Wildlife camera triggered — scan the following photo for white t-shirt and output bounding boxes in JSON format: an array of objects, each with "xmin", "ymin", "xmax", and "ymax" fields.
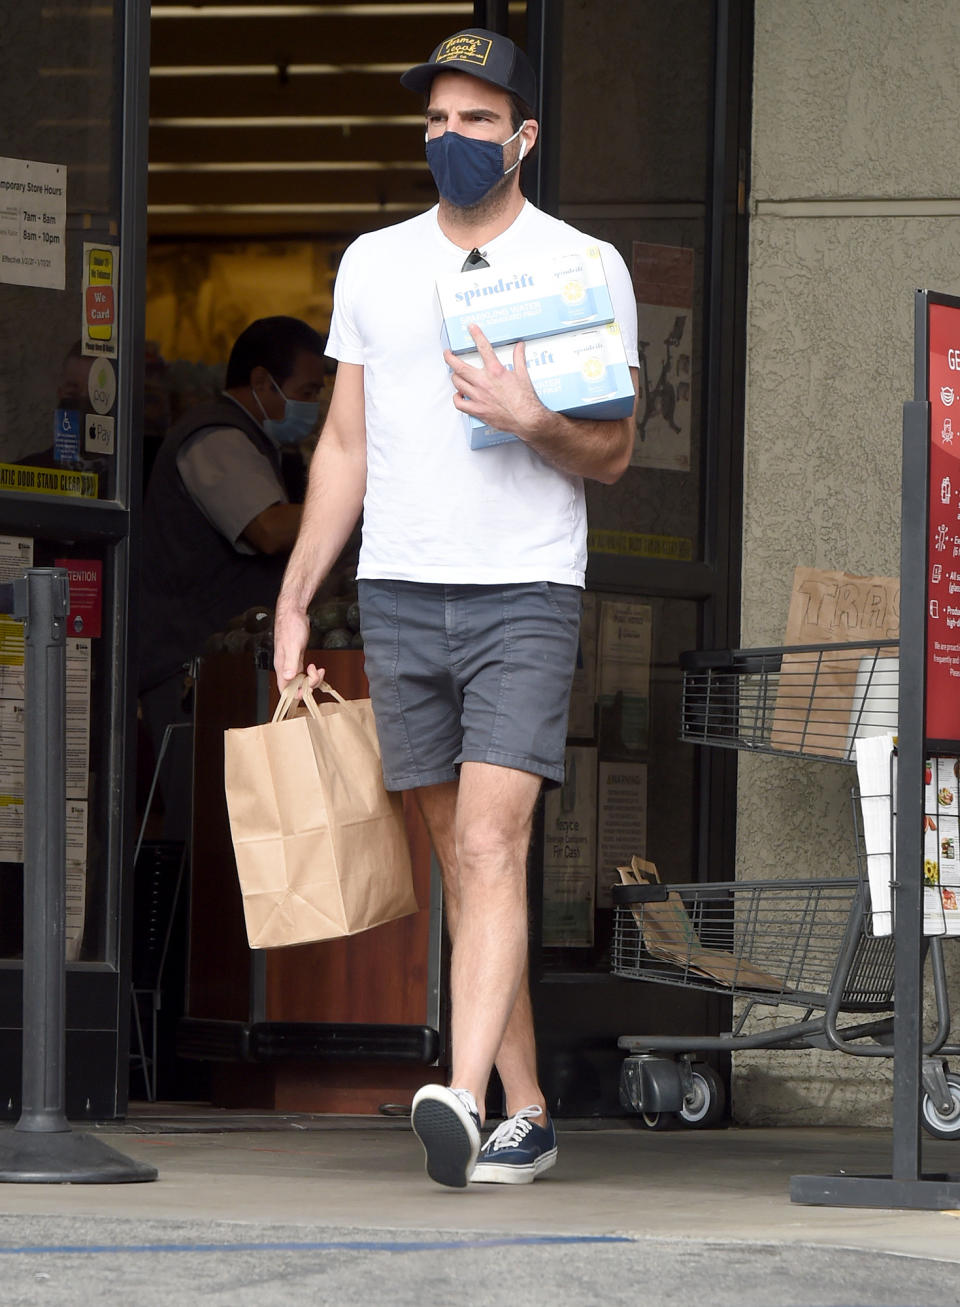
[
  {"xmin": 176, "ymin": 397, "xmax": 288, "ymax": 553},
  {"xmin": 326, "ymin": 200, "xmax": 639, "ymax": 588}
]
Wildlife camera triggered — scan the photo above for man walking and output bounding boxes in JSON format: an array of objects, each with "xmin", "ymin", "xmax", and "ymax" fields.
[{"xmin": 274, "ymin": 28, "xmax": 639, "ymax": 1188}]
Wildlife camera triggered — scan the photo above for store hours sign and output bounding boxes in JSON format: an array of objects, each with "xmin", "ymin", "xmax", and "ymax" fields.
[
  {"xmin": 926, "ymin": 301, "xmax": 960, "ymax": 742},
  {"xmin": 0, "ymin": 157, "xmax": 66, "ymax": 290}
]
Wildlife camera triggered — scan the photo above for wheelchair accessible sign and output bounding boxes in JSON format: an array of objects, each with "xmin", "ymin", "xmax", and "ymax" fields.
[{"xmin": 54, "ymin": 409, "xmax": 82, "ymax": 463}]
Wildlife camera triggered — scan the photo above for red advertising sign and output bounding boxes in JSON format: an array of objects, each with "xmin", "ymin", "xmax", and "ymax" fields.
[
  {"xmin": 54, "ymin": 558, "xmax": 102, "ymax": 638},
  {"xmin": 925, "ymin": 303, "xmax": 960, "ymax": 741},
  {"xmin": 84, "ymin": 283, "xmax": 115, "ymax": 330}
]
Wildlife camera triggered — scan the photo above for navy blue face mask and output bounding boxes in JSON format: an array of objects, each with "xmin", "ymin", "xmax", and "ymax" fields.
[{"xmin": 426, "ymin": 123, "xmax": 528, "ymax": 208}]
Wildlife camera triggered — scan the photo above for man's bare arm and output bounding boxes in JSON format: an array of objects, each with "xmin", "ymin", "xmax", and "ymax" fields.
[
  {"xmin": 511, "ymin": 378, "xmax": 637, "ymax": 483},
  {"xmin": 273, "ymin": 363, "xmax": 367, "ymax": 689},
  {"xmin": 241, "ymin": 502, "xmax": 303, "ymax": 555},
  {"xmin": 445, "ymin": 325, "xmax": 638, "ymax": 484}
]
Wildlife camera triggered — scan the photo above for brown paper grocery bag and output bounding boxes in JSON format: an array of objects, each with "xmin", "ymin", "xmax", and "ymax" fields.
[
  {"xmin": 769, "ymin": 567, "xmax": 899, "ymax": 759},
  {"xmin": 223, "ymin": 675, "xmax": 418, "ymax": 948}
]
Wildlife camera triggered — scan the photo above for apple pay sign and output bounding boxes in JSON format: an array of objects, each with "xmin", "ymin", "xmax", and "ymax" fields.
[{"xmin": 85, "ymin": 413, "xmax": 115, "ymax": 455}]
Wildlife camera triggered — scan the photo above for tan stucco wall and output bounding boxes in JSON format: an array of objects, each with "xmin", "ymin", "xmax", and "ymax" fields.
[{"xmin": 737, "ymin": 0, "xmax": 960, "ymax": 1123}]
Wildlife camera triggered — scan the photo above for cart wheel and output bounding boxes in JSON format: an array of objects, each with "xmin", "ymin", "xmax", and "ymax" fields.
[
  {"xmin": 639, "ymin": 1110, "xmax": 676, "ymax": 1131},
  {"xmin": 678, "ymin": 1064, "xmax": 726, "ymax": 1129},
  {"xmin": 920, "ymin": 1072, "xmax": 960, "ymax": 1139}
]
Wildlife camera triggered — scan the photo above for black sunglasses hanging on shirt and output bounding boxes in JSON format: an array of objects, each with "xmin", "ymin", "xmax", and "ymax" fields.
[{"xmin": 461, "ymin": 248, "xmax": 489, "ymax": 271}]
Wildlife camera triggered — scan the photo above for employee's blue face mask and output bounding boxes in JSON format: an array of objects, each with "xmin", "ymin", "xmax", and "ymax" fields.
[
  {"xmin": 256, "ymin": 374, "xmax": 321, "ymax": 445},
  {"xmin": 425, "ymin": 122, "xmax": 528, "ymax": 209}
]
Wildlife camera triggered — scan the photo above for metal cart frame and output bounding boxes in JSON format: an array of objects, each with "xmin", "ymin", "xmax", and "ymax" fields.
[{"xmin": 612, "ymin": 638, "xmax": 960, "ymax": 1139}]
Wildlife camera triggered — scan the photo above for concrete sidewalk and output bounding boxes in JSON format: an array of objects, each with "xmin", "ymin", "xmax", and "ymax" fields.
[{"xmin": 0, "ymin": 1114, "xmax": 958, "ymax": 1305}]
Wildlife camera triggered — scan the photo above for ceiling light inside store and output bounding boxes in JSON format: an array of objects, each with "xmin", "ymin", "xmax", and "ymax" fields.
[
  {"xmin": 150, "ymin": 63, "xmax": 412, "ymax": 76},
  {"xmin": 149, "ymin": 115, "xmax": 422, "ymax": 127},
  {"xmin": 148, "ymin": 202, "xmax": 423, "ymax": 214},
  {"xmin": 150, "ymin": 5, "xmax": 474, "ymax": 17},
  {"xmin": 148, "ymin": 161, "xmax": 427, "ymax": 172}
]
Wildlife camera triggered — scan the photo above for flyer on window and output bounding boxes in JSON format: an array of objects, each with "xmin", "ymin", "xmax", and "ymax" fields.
[
  {"xmin": 0, "ymin": 157, "xmax": 67, "ymax": 290},
  {"xmin": 597, "ymin": 600, "xmax": 653, "ymax": 758},
  {"xmin": 66, "ymin": 799, "xmax": 87, "ymax": 961},
  {"xmin": 0, "ymin": 534, "xmax": 31, "ymax": 700},
  {"xmin": 630, "ymin": 242, "xmax": 694, "ymax": 472},
  {"xmin": 65, "ymin": 638, "xmax": 91, "ymax": 799},
  {"xmin": 65, "ymin": 642, "xmax": 91, "ymax": 955},
  {"xmin": 542, "ymin": 746, "xmax": 597, "ymax": 947},
  {"xmin": 596, "ymin": 761, "xmax": 648, "ymax": 909},
  {"xmin": 0, "ymin": 553, "xmax": 91, "ymax": 869},
  {"xmin": 0, "ymin": 536, "xmax": 32, "ymax": 856},
  {"xmin": 855, "ymin": 735, "xmax": 960, "ymax": 936},
  {"xmin": 922, "ymin": 756, "xmax": 960, "ymax": 936}
]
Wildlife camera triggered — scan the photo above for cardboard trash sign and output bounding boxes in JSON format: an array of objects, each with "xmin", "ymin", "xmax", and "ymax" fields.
[
  {"xmin": 769, "ymin": 568, "xmax": 899, "ymax": 760},
  {"xmin": 617, "ymin": 857, "xmax": 785, "ymax": 991}
]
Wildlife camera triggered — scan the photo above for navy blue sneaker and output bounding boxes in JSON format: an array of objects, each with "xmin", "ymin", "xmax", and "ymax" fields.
[
  {"xmin": 411, "ymin": 1085, "xmax": 481, "ymax": 1189},
  {"xmin": 470, "ymin": 1105, "xmax": 557, "ymax": 1184}
]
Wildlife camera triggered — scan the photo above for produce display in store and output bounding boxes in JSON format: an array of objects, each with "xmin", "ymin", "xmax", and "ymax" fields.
[{"xmin": 202, "ymin": 568, "xmax": 361, "ymax": 659}]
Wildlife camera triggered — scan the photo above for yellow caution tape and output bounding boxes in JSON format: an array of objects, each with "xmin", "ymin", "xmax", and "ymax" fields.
[
  {"xmin": 0, "ymin": 463, "xmax": 98, "ymax": 498},
  {"xmin": 587, "ymin": 528, "xmax": 694, "ymax": 562}
]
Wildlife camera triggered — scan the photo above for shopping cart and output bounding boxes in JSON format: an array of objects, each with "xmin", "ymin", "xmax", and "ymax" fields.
[
  {"xmin": 678, "ymin": 639, "xmax": 899, "ymax": 763},
  {"xmin": 612, "ymin": 640, "xmax": 960, "ymax": 1137}
]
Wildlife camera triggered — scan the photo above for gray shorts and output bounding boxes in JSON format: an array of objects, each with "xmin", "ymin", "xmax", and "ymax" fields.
[{"xmin": 358, "ymin": 579, "xmax": 582, "ymax": 791}]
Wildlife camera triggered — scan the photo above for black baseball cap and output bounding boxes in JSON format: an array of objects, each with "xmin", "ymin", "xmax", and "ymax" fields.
[{"xmin": 400, "ymin": 28, "xmax": 538, "ymax": 107}]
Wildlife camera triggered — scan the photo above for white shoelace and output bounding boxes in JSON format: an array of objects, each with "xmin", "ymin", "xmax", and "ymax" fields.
[
  {"xmin": 451, "ymin": 1087, "xmax": 480, "ymax": 1121},
  {"xmin": 484, "ymin": 1104, "xmax": 543, "ymax": 1152}
]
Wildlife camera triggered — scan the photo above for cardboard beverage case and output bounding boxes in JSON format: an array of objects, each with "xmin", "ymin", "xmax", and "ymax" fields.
[
  {"xmin": 464, "ymin": 321, "xmax": 635, "ymax": 449},
  {"xmin": 616, "ymin": 856, "xmax": 785, "ymax": 992},
  {"xmin": 437, "ymin": 245, "xmax": 616, "ymax": 354}
]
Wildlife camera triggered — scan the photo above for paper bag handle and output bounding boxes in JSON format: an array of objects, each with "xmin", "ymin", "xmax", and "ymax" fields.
[{"xmin": 272, "ymin": 673, "xmax": 348, "ymax": 723}]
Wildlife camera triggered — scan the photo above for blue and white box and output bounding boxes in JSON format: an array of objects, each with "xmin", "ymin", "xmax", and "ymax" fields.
[
  {"xmin": 464, "ymin": 321, "xmax": 635, "ymax": 450},
  {"xmin": 438, "ymin": 246, "xmax": 616, "ymax": 355}
]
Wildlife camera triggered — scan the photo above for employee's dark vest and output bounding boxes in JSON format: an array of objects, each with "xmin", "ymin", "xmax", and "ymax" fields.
[{"xmin": 139, "ymin": 398, "xmax": 289, "ymax": 692}]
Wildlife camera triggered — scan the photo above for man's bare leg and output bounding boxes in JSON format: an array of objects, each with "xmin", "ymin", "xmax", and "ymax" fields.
[
  {"xmin": 416, "ymin": 763, "xmax": 546, "ymax": 1118},
  {"xmin": 489, "ymin": 961, "xmax": 544, "ymax": 1117}
]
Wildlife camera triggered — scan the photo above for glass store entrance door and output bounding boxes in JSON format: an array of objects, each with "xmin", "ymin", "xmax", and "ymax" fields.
[
  {"xmin": 0, "ymin": 1, "xmax": 148, "ymax": 1118},
  {"xmin": 523, "ymin": 0, "xmax": 752, "ymax": 1116}
]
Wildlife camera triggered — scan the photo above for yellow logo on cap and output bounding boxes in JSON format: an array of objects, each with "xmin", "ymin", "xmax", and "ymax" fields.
[{"xmin": 435, "ymin": 35, "xmax": 493, "ymax": 68}]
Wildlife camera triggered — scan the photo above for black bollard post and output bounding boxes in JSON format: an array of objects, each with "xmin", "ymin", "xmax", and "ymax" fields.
[{"xmin": 0, "ymin": 569, "xmax": 156, "ymax": 1183}]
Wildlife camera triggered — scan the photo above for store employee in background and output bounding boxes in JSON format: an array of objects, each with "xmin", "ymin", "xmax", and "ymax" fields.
[{"xmin": 138, "ymin": 315, "xmax": 327, "ymax": 838}]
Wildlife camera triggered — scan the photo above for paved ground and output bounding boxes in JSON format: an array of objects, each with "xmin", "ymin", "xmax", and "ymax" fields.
[
  {"xmin": 0, "ymin": 1117, "xmax": 958, "ymax": 1305},
  {"xmin": 0, "ymin": 1216, "xmax": 958, "ymax": 1307}
]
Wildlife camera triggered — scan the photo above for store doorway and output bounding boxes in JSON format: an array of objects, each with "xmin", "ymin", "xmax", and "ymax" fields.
[{"xmin": 136, "ymin": 0, "xmax": 751, "ymax": 1118}]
